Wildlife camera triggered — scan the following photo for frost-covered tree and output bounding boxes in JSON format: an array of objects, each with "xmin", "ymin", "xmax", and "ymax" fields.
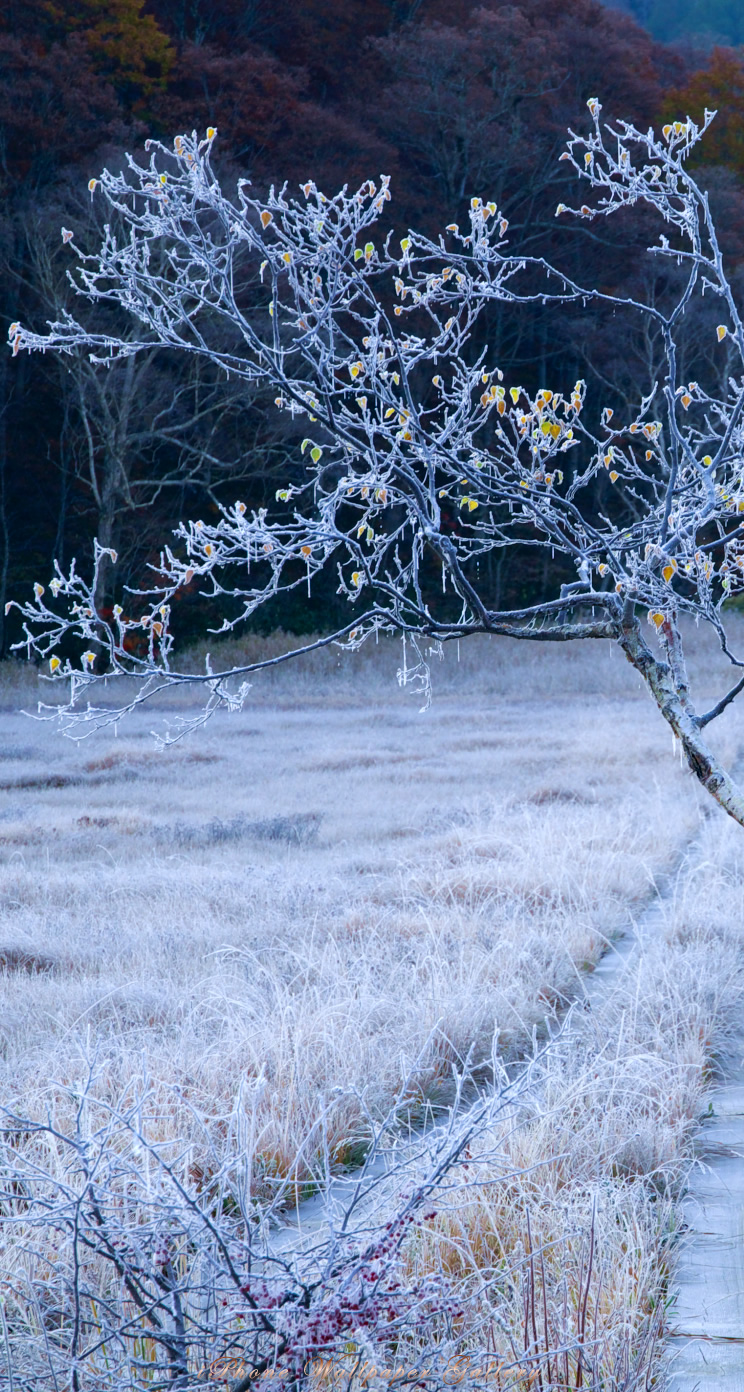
[{"xmin": 9, "ymin": 103, "xmax": 744, "ymax": 824}]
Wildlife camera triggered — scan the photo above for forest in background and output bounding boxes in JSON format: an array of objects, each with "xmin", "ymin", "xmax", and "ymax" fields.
[{"xmin": 3, "ymin": 0, "xmax": 744, "ymax": 653}]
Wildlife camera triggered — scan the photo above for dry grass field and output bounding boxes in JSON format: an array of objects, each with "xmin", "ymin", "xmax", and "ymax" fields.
[{"xmin": 2, "ymin": 624, "xmax": 744, "ymax": 1387}]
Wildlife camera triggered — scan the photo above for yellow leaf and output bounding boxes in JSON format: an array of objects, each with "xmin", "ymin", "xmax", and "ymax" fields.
[
  {"xmin": 282, "ymin": 251, "xmax": 291, "ymax": 264},
  {"xmin": 34, "ymin": 582, "xmax": 44, "ymax": 599},
  {"xmin": 497, "ymin": 400, "xmax": 506, "ymax": 415},
  {"xmin": 206, "ymin": 127, "xmax": 216, "ymax": 140},
  {"xmin": 662, "ymin": 124, "xmax": 672, "ymax": 139},
  {"xmin": 662, "ymin": 562, "xmax": 677, "ymax": 582},
  {"xmin": 468, "ymin": 499, "xmax": 478, "ymax": 511},
  {"xmin": 351, "ymin": 571, "xmax": 362, "ymax": 586},
  {"xmin": 301, "ymin": 545, "xmax": 312, "ymax": 557},
  {"xmin": 311, "ymin": 446, "xmax": 322, "ymax": 464},
  {"xmin": 609, "ymin": 470, "xmax": 619, "ymax": 482},
  {"xmin": 261, "ymin": 210, "xmax": 272, "ymax": 229},
  {"xmin": 718, "ymin": 325, "xmax": 728, "ymax": 341},
  {"xmin": 510, "ymin": 387, "xmax": 521, "ymax": 403},
  {"xmin": 50, "ymin": 656, "xmax": 61, "ymax": 672},
  {"xmin": 649, "ymin": 611, "xmax": 665, "ymax": 628},
  {"xmin": 703, "ymin": 455, "xmax": 713, "ymax": 467},
  {"xmin": 680, "ymin": 394, "xmax": 691, "ymax": 409}
]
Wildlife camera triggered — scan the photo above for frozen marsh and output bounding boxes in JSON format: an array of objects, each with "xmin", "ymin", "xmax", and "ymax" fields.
[{"xmin": 3, "ymin": 625, "xmax": 744, "ymax": 1388}]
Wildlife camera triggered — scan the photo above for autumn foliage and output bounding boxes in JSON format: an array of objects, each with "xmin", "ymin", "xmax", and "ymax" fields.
[{"xmin": 665, "ymin": 46, "xmax": 744, "ymax": 177}]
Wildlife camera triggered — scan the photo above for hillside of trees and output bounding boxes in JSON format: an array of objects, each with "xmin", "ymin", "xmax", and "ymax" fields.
[{"xmin": 3, "ymin": 0, "xmax": 744, "ymax": 651}]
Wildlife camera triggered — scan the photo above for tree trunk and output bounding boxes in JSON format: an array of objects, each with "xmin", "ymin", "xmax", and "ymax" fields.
[
  {"xmin": 618, "ymin": 615, "xmax": 744, "ymax": 828},
  {"xmin": 0, "ymin": 356, "xmax": 9, "ymax": 658}
]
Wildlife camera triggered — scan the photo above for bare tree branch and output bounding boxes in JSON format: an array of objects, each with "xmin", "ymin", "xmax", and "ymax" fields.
[{"xmin": 8, "ymin": 106, "xmax": 744, "ymax": 822}]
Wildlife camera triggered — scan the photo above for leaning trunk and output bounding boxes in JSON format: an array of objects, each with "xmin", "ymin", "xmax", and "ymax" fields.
[{"xmin": 618, "ymin": 617, "xmax": 744, "ymax": 828}]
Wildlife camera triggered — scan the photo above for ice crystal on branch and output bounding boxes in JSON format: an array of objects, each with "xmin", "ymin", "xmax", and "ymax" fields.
[{"xmin": 10, "ymin": 109, "xmax": 744, "ymax": 824}]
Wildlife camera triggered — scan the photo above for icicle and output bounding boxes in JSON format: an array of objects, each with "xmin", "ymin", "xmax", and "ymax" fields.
[
  {"xmin": 457, "ymin": 640, "xmax": 460, "ymax": 662},
  {"xmin": 307, "ymin": 561, "xmax": 311, "ymax": 597}
]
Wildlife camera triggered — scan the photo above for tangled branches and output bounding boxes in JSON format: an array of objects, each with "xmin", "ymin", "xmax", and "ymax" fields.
[{"xmin": 8, "ymin": 103, "xmax": 744, "ymax": 820}]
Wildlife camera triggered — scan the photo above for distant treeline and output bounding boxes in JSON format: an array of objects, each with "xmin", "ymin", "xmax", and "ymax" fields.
[{"xmin": 2, "ymin": 0, "xmax": 744, "ymax": 650}]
